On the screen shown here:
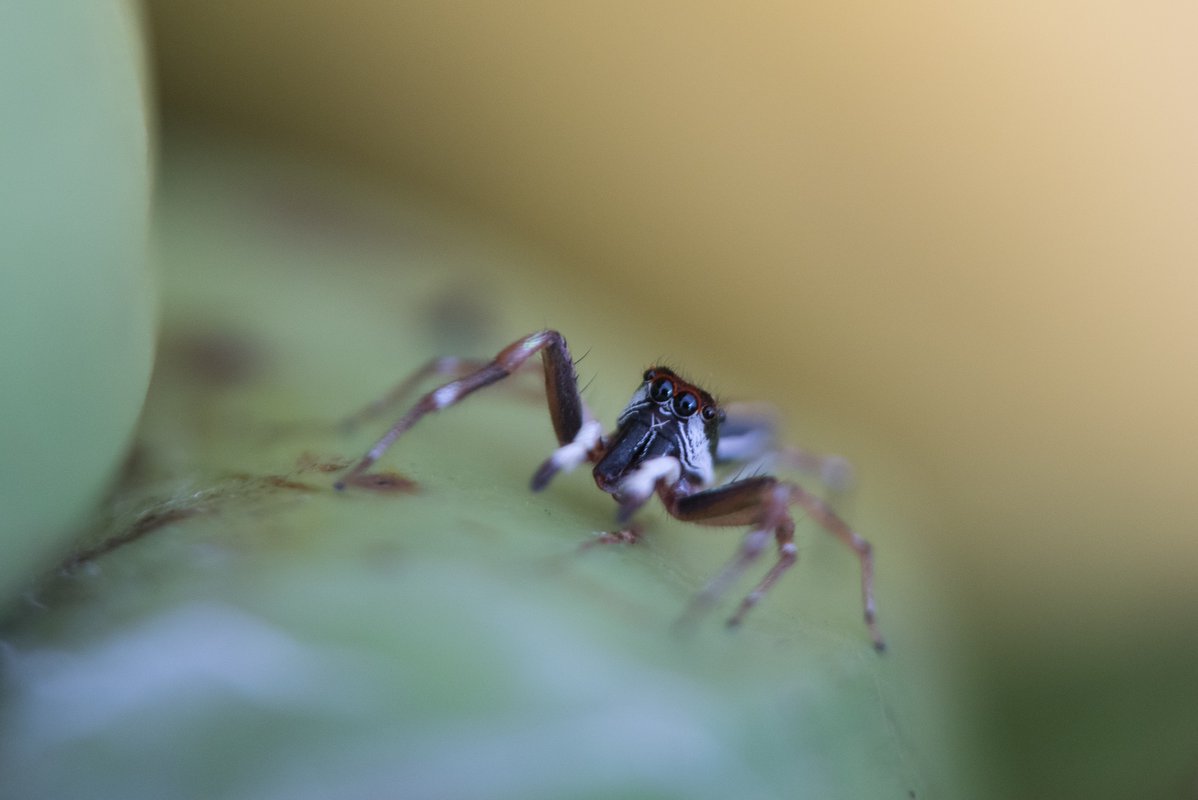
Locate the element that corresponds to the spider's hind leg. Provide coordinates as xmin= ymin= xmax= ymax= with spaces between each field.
xmin=668 ymin=478 xmax=794 ymax=627
xmin=717 ymin=402 xmax=856 ymax=495
xmin=664 ymin=475 xmax=885 ymax=651
xmin=726 ymin=516 xmax=797 ymax=628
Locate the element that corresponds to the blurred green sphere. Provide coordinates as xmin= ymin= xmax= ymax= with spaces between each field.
xmin=0 ymin=3 xmax=154 ymax=603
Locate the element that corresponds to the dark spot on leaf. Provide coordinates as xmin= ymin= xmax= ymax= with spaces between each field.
xmin=343 ymin=471 xmax=419 ymax=494
xmin=423 ymin=284 xmax=495 ymax=348
xmin=260 ymin=475 xmax=319 ymax=492
xmin=160 ymin=328 xmax=266 ymax=386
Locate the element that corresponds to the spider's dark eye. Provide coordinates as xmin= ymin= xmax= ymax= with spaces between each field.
xmin=643 ymin=369 xmax=656 ymax=382
xmin=649 ymin=377 xmax=674 ymax=403
xmin=673 ymin=391 xmax=698 ymax=417
xmin=701 ymin=405 xmax=717 ymax=421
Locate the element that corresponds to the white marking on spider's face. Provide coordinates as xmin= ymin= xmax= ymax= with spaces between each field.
xmin=615 ymin=385 xmax=650 ymax=427
xmin=675 ymin=415 xmax=715 ymax=487
xmin=616 ymin=383 xmax=715 ymax=487
xmin=619 ymin=456 xmax=681 ymax=503
xmin=549 ymin=420 xmax=603 ymax=472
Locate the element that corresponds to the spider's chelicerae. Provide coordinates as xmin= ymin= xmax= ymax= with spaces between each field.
xmin=335 ymin=329 xmax=885 ymax=651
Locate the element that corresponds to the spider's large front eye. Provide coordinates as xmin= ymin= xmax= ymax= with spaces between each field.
xmin=673 ymin=391 xmax=698 ymax=417
xmin=649 ymin=377 xmax=674 ymax=403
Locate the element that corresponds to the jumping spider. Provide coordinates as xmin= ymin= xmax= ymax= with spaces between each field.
xmin=335 ymin=329 xmax=884 ymax=651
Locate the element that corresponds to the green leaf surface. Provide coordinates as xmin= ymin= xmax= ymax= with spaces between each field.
xmin=0 ymin=140 xmax=968 ymax=799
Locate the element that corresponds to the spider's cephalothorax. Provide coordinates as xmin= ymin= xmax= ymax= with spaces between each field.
xmin=593 ymin=367 xmax=724 ymax=494
xmin=335 ymin=329 xmax=885 ymax=651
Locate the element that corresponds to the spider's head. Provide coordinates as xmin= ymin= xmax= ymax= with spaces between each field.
xmin=594 ymin=367 xmax=725 ymax=491
xmin=634 ymin=367 xmax=725 ymax=444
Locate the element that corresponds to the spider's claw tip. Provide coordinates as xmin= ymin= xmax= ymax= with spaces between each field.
xmin=333 ymin=480 xmax=347 ymax=492
xmin=873 ymin=639 xmax=888 ymax=654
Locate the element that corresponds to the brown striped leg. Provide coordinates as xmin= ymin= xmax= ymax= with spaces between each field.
xmin=670 ymin=478 xmax=788 ymax=625
xmin=335 ymin=330 xmax=586 ymax=490
xmin=786 ymin=483 xmax=884 ymax=650
xmin=678 ymin=526 xmax=773 ymax=626
xmin=666 ymin=476 xmax=885 ymax=650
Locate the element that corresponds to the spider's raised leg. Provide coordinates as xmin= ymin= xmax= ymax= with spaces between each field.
xmin=664 ymin=475 xmax=885 ymax=651
xmin=335 ymin=329 xmax=590 ymax=490
xmin=339 ymin=356 xmax=492 ymax=432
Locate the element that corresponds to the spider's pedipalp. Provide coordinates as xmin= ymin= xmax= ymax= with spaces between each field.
xmin=614 ymin=455 xmax=681 ymax=523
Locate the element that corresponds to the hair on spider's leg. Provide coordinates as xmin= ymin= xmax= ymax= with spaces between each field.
xmin=336 ymin=329 xmax=585 ymax=491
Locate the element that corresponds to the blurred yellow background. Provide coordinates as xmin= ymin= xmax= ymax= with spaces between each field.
xmin=146 ymin=3 xmax=1198 ymax=795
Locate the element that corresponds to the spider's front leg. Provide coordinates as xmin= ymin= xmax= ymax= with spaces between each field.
xmin=664 ymin=475 xmax=886 ymax=651
xmin=335 ymin=329 xmax=592 ymax=490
